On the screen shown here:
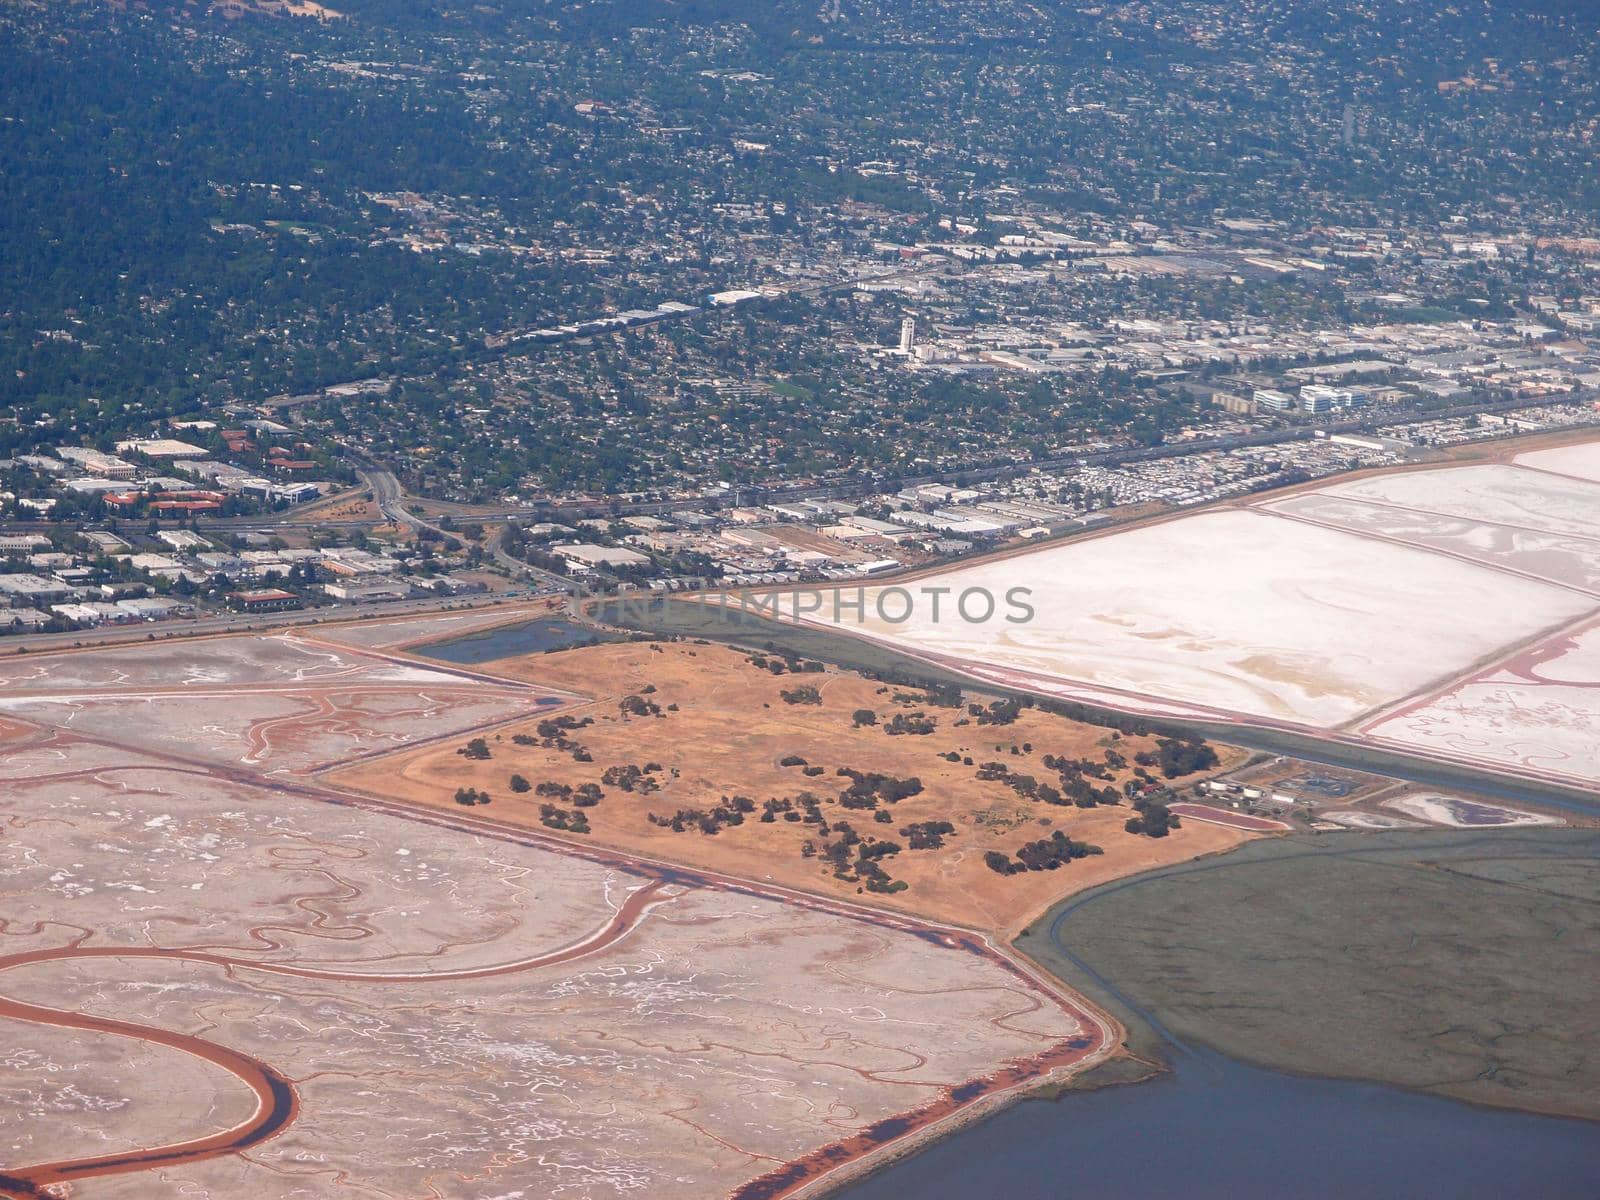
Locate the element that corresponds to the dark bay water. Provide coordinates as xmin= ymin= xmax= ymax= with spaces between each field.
xmin=842 ymin=830 xmax=1600 ymax=1199
xmin=838 ymin=1050 xmax=1600 ymax=1200
xmin=413 ymin=615 xmax=618 ymax=663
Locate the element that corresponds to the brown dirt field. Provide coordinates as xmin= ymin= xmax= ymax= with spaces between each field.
xmin=281 ymin=490 xmax=381 ymax=524
xmin=328 ymin=640 xmax=1254 ymax=934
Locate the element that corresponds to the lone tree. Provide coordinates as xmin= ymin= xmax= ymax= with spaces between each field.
xmin=852 ymin=708 xmax=878 ymax=727
xmin=458 ymin=737 xmax=491 ymax=761
xmin=508 ymin=774 xmax=531 ymax=793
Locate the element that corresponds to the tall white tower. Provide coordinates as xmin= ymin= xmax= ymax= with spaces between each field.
xmin=899 ymin=316 xmax=917 ymax=354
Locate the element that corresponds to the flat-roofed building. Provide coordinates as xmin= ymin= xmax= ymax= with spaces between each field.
xmin=227 ymin=588 xmax=303 ymax=613
xmin=322 ymin=579 xmax=419 ymax=603
xmin=55 ymin=447 xmax=138 ymax=479
xmin=116 ymin=438 xmax=209 ymax=459
xmin=555 ymin=543 xmax=651 ymax=568
xmin=0 ymin=535 xmax=52 ymax=554
xmin=1299 ymin=385 xmax=1355 ymax=413
xmin=81 ymin=531 xmax=131 ymax=554
xmin=0 ymin=607 xmax=50 ymax=631
xmin=0 ymin=574 xmax=74 ymax=604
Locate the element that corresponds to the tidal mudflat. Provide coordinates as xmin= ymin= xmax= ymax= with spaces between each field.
xmin=0 ymin=629 xmax=562 ymax=773
xmin=0 ymin=621 xmax=1111 ymax=1200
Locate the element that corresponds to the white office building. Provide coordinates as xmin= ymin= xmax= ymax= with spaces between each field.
xmin=1300 ymin=384 xmax=1356 ymax=413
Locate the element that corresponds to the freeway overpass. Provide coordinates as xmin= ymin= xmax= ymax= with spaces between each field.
xmin=348 ymin=458 xmax=578 ymax=595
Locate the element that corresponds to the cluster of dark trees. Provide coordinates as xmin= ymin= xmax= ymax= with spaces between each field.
xmin=1138 ymin=737 xmax=1221 ymax=779
xmin=620 ymin=693 xmax=663 ymax=717
xmin=1125 ymin=796 xmax=1181 ymax=838
xmin=971 ymin=699 xmax=1022 ymax=726
xmin=539 ymin=804 xmax=591 ymax=834
xmin=1040 ymin=752 xmax=1115 ymax=782
xmin=856 ymin=670 xmax=961 ymax=708
xmin=837 ymin=768 xmax=924 ymax=811
xmin=760 ymin=796 xmax=799 ymax=823
xmin=900 ymin=820 xmax=956 ymax=850
xmin=884 ymin=711 xmax=936 ymax=736
xmin=533 ymin=780 xmax=604 ymax=807
xmin=976 ymin=760 xmax=1119 ymax=809
xmin=748 ymin=649 xmax=826 ymax=675
xmin=648 ymin=794 xmax=756 ymax=834
xmin=778 ymin=755 xmax=826 ymax=777
xmin=807 ymin=820 xmax=908 ymax=894
xmin=517 ymin=715 xmax=595 ymax=760
xmin=985 ymin=832 xmax=1103 ymax=875
xmin=601 ymin=763 xmax=662 ymax=793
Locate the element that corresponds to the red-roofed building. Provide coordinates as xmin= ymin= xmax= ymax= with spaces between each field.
xmin=149 ymin=500 xmax=223 ymax=513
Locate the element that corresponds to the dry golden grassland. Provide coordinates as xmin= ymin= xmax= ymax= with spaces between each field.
xmin=335 ymin=639 xmax=1254 ymax=932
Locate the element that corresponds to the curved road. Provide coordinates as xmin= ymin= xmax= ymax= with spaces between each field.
xmin=351 ymin=456 xmax=575 ymax=595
